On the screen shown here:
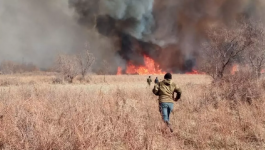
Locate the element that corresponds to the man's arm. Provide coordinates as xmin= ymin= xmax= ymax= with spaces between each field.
xmin=174 ymin=85 xmax=182 ymax=101
xmin=152 ymin=83 xmax=159 ymax=95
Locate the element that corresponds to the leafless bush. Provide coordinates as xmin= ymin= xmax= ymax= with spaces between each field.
xmin=246 ymin=24 xmax=265 ymax=78
xmin=199 ymin=19 xmax=256 ymax=79
xmin=55 ymin=54 xmax=80 ymax=83
xmin=55 ymin=50 xmax=95 ymax=83
xmin=198 ymin=19 xmax=265 ymax=108
xmin=76 ymin=50 xmax=95 ymax=79
xmin=249 ymin=53 xmax=265 ymax=78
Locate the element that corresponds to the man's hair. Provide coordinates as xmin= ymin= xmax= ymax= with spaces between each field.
xmin=164 ymin=73 xmax=172 ymax=79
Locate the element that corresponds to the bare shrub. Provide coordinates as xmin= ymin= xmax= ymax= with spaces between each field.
xmin=249 ymin=52 xmax=265 ymax=78
xmin=55 ymin=54 xmax=80 ymax=83
xmin=76 ymin=50 xmax=95 ymax=79
xmin=55 ymin=50 xmax=95 ymax=83
xmin=199 ymin=20 xmax=256 ymax=79
xmin=246 ymin=24 xmax=265 ymax=78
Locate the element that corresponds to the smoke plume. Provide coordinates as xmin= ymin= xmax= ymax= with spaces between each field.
xmin=0 ymin=0 xmax=88 ymax=68
xmin=70 ymin=0 xmax=265 ymax=73
xmin=1 ymin=0 xmax=264 ymax=73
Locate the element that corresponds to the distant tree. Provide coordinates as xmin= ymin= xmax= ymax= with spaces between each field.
xmin=56 ymin=54 xmax=79 ymax=83
xmin=246 ymin=24 xmax=265 ymax=78
xmin=76 ymin=50 xmax=95 ymax=79
xmin=199 ymin=20 xmax=256 ymax=79
xmin=56 ymin=50 xmax=95 ymax=83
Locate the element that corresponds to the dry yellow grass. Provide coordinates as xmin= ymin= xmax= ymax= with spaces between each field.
xmin=0 ymin=74 xmax=264 ymax=149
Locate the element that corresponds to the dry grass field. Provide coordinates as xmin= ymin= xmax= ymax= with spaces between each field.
xmin=0 ymin=73 xmax=265 ymax=150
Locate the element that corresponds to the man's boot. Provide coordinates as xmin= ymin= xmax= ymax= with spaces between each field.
xmin=165 ymin=121 xmax=173 ymax=132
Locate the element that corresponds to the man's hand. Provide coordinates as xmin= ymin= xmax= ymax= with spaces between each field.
xmin=174 ymin=98 xmax=180 ymax=102
xmin=154 ymin=84 xmax=159 ymax=89
xmin=176 ymin=92 xmax=181 ymax=100
xmin=152 ymin=84 xmax=159 ymax=95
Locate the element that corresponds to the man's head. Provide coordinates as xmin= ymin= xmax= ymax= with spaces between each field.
xmin=149 ymin=76 xmax=151 ymax=78
xmin=164 ymin=73 xmax=172 ymax=80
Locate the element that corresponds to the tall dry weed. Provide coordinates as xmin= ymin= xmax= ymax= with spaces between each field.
xmin=205 ymin=72 xmax=263 ymax=107
xmin=0 ymin=74 xmax=264 ymax=149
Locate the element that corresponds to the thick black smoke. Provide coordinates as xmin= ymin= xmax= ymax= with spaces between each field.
xmin=0 ymin=0 xmax=263 ymax=72
xmin=70 ymin=0 xmax=265 ymax=73
xmin=69 ymin=0 xmax=155 ymax=39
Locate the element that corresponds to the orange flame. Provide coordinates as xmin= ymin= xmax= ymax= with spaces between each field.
xmin=117 ymin=67 xmax=122 ymax=75
xmin=231 ymin=64 xmax=239 ymax=75
xmin=186 ymin=69 xmax=205 ymax=74
xmin=117 ymin=55 xmax=166 ymax=75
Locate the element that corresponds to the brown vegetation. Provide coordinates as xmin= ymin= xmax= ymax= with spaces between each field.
xmin=55 ymin=50 xmax=95 ymax=83
xmin=0 ymin=61 xmax=39 ymax=74
xmin=0 ymin=74 xmax=264 ymax=149
xmin=198 ymin=18 xmax=265 ymax=80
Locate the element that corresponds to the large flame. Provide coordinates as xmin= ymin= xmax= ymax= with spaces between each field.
xmin=117 ymin=55 xmax=166 ymax=75
xmin=117 ymin=67 xmax=122 ymax=75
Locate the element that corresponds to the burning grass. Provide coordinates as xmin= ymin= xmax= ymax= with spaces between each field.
xmin=117 ymin=55 xmax=166 ymax=75
xmin=0 ymin=74 xmax=265 ymax=149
